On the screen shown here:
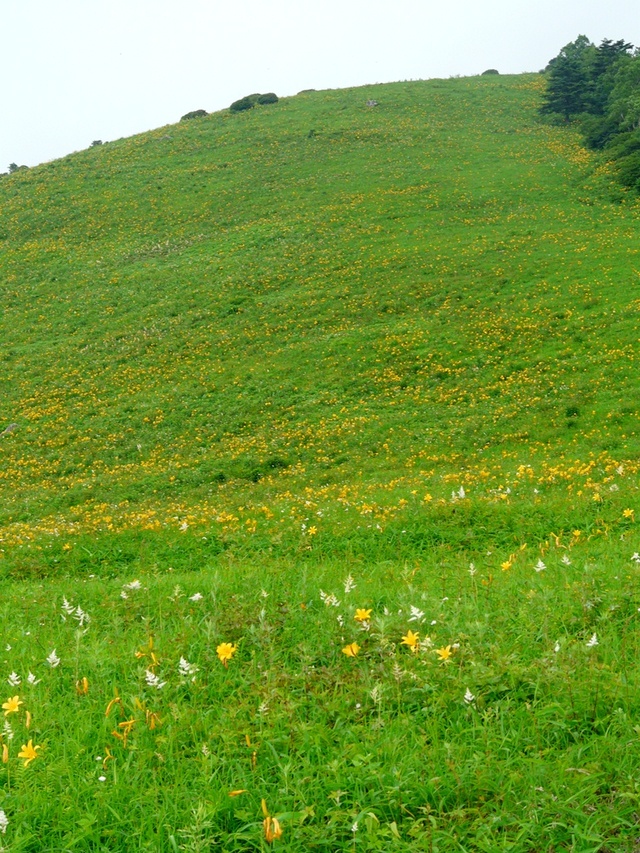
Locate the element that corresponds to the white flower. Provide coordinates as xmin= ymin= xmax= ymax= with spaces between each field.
xmin=46 ymin=649 xmax=61 ymax=668
xmin=61 ymin=597 xmax=75 ymax=615
xmin=120 ymin=590 xmax=128 ymax=599
xmin=3 ymin=722 xmax=13 ymax=741
xmin=124 ymin=580 xmax=142 ymax=590
xmin=336 ymin=614 xmax=344 ymax=627
xmin=463 ymin=688 xmax=475 ymax=704
xmin=258 ymin=701 xmax=269 ymax=715
xmin=7 ymin=672 xmax=20 ymax=687
xmin=561 ymin=554 xmax=572 ymax=565
xmin=169 ymin=584 xmax=184 ymax=601
xmin=632 ymin=553 xmax=640 ymax=564
xmin=554 ymin=641 xmax=561 ymax=653
xmin=189 ymin=593 xmax=203 ymax=602
xmin=468 ymin=563 xmax=476 ymax=576
xmin=27 ymin=671 xmax=40 ymax=685
xmin=586 ymin=633 xmax=599 ymax=648
xmin=319 ymin=590 xmax=340 ymax=607
xmin=343 ymin=574 xmax=356 ymax=594
xmin=178 ymin=657 xmax=198 ymax=679
xmin=351 ymin=822 xmax=359 ymax=834
xmin=98 ymin=775 xmax=106 ymax=782
xmin=74 ymin=606 xmax=90 ymax=626
xmin=260 ymin=589 xmax=269 ymax=598
xmin=534 ymin=559 xmax=546 ymax=573
xmin=145 ymin=669 xmax=166 ymax=689
xmin=0 ymin=810 xmax=7 ymax=834
xmin=179 ymin=521 xmax=189 ymax=531
xmin=408 ymin=606 xmax=425 ymax=623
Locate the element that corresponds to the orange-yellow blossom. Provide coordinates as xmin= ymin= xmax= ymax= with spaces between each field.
xmin=262 ymin=800 xmax=283 ymax=843
xmin=354 ymin=608 xmax=372 ymax=623
xmin=216 ymin=642 xmax=237 ymax=665
xmin=2 ymin=696 xmax=22 ymax=716
xmin=401 ymin=630 xmax=420 ymax=651
xmin=436 ymin=645 xmax=453 ymax=663
xmin=18 ymin=739 xmax=40 ymax=767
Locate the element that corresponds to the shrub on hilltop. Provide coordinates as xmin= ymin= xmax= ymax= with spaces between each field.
xmin=230 ymin=93 xmax=279 ymax=112
xmin=180 ymin=109 xmax=208 ymax=121
xmin=230 ymin=95 xmax=258 ymax=112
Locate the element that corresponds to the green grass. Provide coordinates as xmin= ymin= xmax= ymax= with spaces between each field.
xmin=0 ymin=73 xmax=639 ymax=849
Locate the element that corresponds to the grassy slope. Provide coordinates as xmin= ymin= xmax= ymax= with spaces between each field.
xmin=0 ymin=74 xmax=638 ymax=574
xmin=0 ymin=76 xmax=640 ymax=851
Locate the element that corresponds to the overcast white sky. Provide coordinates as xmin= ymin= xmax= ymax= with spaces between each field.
xmin=2 ymin=0 xmax=639 ymax=169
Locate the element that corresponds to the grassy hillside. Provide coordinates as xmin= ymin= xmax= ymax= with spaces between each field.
xmin=1 ymin=75 xmax=640 ymax=850
xmin=1 ymin=73 xmax=638 ymax=573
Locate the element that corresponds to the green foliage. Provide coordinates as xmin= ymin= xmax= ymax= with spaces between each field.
xmin=230 ymin=93 xmax=279 ymax=112
xmin=541 ymin=35 xmax=639 ymax=192
xmin=229 ymin=95 xmax=258 ymax=112
xmin=481 ymin=68 xmax=499 ymax=75
xmin=180 ymin=109 xmax=208 ymax=121
xmin=541 ymin=35 xmax=596 ymax=121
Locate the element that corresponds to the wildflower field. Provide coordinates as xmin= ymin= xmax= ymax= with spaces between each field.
xmin=0 ymin=74 xmax=640 ymax=850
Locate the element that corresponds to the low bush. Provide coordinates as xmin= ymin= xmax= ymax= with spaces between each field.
xmin=230 ymin=93 xmax=279 ymax=112
xmin=180 ymin=109 xmax=208 ymax=121
xmin=230 ymin=96 xmax=257 ymax=113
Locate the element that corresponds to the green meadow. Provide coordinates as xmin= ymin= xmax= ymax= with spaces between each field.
xmin=0 ymin=73 xmax=639 ymax=850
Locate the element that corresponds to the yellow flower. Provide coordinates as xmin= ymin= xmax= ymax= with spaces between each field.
xmin=2 ymin=696 xmax=23 ymax=716
xmin=501 ymin=560 xmax=512 ymax=572
xmin=262 ymin=800 xmax=283 ymax=843
xmin=354 ymin=608 xmax=372 ymax=623
xmin=105 ymin=695 xmax=122 ymax=717
xmin=216 ymin=642 xmax=237 ymax=666
xmin=623 ymin=508 xmax=635 ymax=520
xmin=102 ymin=747 xmax=114 ymax=769
xmin=435 ymin=645 xmax=453 ymax=664
xmin=401 ymin=630 xmax=420 ymax=651
xmin=145 ymin=709 xmax=161 ymax=730
xmin=18 ymin=739 xmax=40 ymax=767
xmin=342 ymin=642 xmax=360 ymax=657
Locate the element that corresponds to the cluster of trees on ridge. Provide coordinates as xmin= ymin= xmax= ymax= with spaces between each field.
xmin=542 ymin=35 xmax=640 ymax=191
